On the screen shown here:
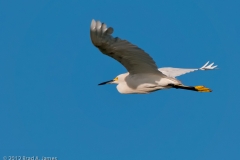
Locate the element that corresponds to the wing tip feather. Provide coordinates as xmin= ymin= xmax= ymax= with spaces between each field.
xmin=200 ymin=61 xmax=218 ymax=70
xmin=91 ymin=19 xmax=96 ymax=30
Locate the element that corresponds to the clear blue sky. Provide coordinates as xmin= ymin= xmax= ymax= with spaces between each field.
xmin=0 ymin=0 xmax=239 ymax=159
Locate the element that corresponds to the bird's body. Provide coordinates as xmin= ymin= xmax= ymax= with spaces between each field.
xmin=90 ymin=19 xmax=217 ymax=94
xmin=113 ymin=73 xmax=181 ymax=94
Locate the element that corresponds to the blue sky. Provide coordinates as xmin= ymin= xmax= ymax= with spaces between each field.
xmin=0 ymin=0 xmax=239 ymax=159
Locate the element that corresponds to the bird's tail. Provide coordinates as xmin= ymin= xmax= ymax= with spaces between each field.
xmin=168 ymin=84 xmax=212 ymax=92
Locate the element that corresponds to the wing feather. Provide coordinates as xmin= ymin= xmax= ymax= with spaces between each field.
xmin=90 ymin=19 xmax=163 ymax=75
xmin=158 ymin=68 xmax=198 ymax=78
xmin=158 ymin=61 xmax=218 ymax=78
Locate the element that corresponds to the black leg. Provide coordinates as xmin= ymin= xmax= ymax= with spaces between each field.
xmin=168 ymin=83 xmax=197 ymax=91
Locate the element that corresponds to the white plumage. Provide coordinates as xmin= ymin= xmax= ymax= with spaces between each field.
xmin=159 ymin=61 xmax=217 ymax=78
xmin=90 ymin=19 xmax=218 ymax=94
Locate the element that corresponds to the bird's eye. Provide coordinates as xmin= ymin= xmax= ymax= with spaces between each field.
xmin=114 ymin=77 xmax=118 ymax=81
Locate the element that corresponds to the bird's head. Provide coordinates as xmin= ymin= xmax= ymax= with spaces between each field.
xmin=98 ymin=73 xmax=127 ymax=85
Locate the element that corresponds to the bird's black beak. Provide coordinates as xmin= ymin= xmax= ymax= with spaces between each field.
xmin=98 ymin=80 xmax=114 ymax=85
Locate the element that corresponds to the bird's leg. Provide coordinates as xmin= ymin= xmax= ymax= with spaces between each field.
xmin=167 ymin=84 xmax=212 ymax=92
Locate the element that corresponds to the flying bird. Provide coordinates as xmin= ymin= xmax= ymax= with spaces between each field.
xmin=90 ymin=19 xmax=217 ymax=94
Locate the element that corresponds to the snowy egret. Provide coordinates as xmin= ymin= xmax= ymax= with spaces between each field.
xmin=90 ymin=19 xmax=217 ymax=94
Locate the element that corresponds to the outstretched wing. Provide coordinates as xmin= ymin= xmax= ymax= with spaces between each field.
xmin=90 ymin=19 xmax=163 ymax=75
xmin=159 ymin=61 xmax=218 ymax=78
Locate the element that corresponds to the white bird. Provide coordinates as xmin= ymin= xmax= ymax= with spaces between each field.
xmin=90 ymin=19 xmax=217 ymax=94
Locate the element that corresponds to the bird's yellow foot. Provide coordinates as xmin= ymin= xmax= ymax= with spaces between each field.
xmin=194 ymin=86 xmax=212 ymax=92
